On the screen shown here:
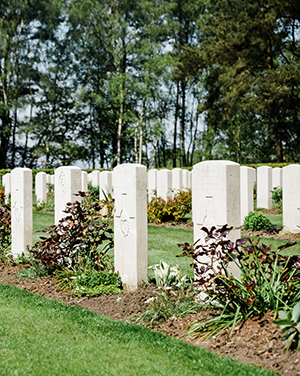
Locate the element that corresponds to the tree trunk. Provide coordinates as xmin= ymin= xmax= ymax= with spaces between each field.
xmin=172 ymin=81 xmax=180 ymax=168
xmin=180 ymin=80 xmax=186 ymax=167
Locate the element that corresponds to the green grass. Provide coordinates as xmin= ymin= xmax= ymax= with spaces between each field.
xmin=0 ymin=283 xmax=276 ymax=376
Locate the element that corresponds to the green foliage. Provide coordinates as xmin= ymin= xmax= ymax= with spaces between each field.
xmin=271 ymin=187 xmax=282 ymax=210
xmin=55 ymin=268 xmax=122 ymax=297
xmin=99 ymin=190 xmax=114 ymax=219
xmin=0 ymin=203 xmax=11 ymax=261
xmin=147 ymin=189 xmax=191 ymax=223
xmin=148 ymin=260 xmax=188 ymax=288
xmin=243 ymin=211 xmax=272 ymax=231
xmin=177 ymin=225 xmax=299 ymax=339
xmin=273 ymin=302 xmax=300 ymax=351
xmin=136 ymin=285 xmax=202 ymax=326
xmin=87 ymin=183 xmax=100 ymax=201
xmin=29 ymin=191 xmax=114 ymax=272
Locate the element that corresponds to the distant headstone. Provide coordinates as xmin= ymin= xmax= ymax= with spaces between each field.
xmin=156 ymin=169 xmax=172 ymax=200
xmin=11 ymin=168 xmax=32 ymax=257
xmin=182 ymin=169 xmax=190 ymax=190
xmin=257 ymin=166 xmax=272 ymax=209
xmin=147 ymin=169 xmax=157 ymax=202
xmin=172 ymin=168 xmax=183 ymax=195
xmin=240 ymin=166 xmax=254 ymax=224
xmin=2 ymin=173 xmax=11 ymax=203
xmin=114 ymin=164 xmax=148 ymax=292
xmin=81 ymin=171 xmax=88 ymax=192
xmin=91 ymin=170 xmax=100 ymax=188
xmin=282 ymin=165 xmax=300 ymax=233
xmin=192 ymin=160 xmax=241 ymax=278
xmin=272 ymin=167 xmax=282 ymax=189
xmin=99 ymin=171 xmax=112 ymax=200
xmin=55 ymin=166 xmax=81 ymax=224
xmin=35 ymin=172 xmax=47 ymax=206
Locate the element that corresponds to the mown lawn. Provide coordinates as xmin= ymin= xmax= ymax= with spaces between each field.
xmin=0 ymin=283 xmax=276 ymax=376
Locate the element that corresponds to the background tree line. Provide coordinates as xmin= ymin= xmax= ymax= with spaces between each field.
xmin=0 ymin=0 xmax=299 ymax=169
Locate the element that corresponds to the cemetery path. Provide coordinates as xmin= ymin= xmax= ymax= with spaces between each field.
xmin=1 ymin=263 xmax=300 ymax=375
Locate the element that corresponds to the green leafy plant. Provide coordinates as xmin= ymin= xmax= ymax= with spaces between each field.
xmin=99 ymin=190 xmax=114 ymax=219
xmin=243 ymin=211 xmax=272 ymax=231
xmin=88 ymin=183 xmax=100 ymax=201
xmin=46 ymin=183 xmax=54 ymax=198
xmin=29 ymin=191 xmax=114 ymax=272
xmin=177 ymin=225 xmax=300 ymax=339
xmin=147 ymin=189 xmax=191 ymax=223
xmin=271 ymin=186 xmax=282 ymax=210
xmin=136 ymin=285 xmax=202 ymax=326
xmin=0 ymin=203 xmax=11 ymax=262
xmin=273 ymin=302 xmax=300 ymax=351
xmin=148 ymin=260 xmax=188 ymax=288
xmin=56 ymin=268 xmax=122 ymax=297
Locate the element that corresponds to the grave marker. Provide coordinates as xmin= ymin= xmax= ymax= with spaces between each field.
xmin=240 ymin=166 xmax=254 ymax=223
xmin=283 ymin=165 xmax=300 ymax=233
xmin=148 ymin=169 xmax=157 ymax=202
xmin=114 ymin=164 xmax=147 ymax=292
xmin=11 ymin=168 xmax=32 ymax=257
xmin=157 ymin=169 xmax=172 ymax=200
xmin=55 ymin=166 xmax=82 ymax=224
xmin=35 ymin=172 xmax=47 ymax=206
xmin=257 ymin=166 xmax=272 ymax=209
xmin=193 ymin=160 xmax=241 ymax=278
xmin=99 ymin=171 xmax=112 ymax=200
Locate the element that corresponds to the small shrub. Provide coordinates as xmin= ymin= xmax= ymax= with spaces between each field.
xmin=273 ymin=302 xmax=300 ymax=351
xmin=177 ymin=225 xmax=300 ymax=339
xmin=271 ymin=186 xmax=282 ymax=210
xmin=136 ymin=285 xmax=202 ymax=326
xmin=29 ymin=191 xmax=114 ymax=272
xmin=147 ymin=189 xmax=191 ymax=223
xmin=148 ymin=260 xmax=188 ymax=288
xmin=243 ymin=211 xmax=272 ymax=231
xmin=46 ymin=183 xmax=54 ymax=198
xmin=88 ymin=184 xmax=100 ymax=201
xmin=56 ymin=268 xmax=122 ymax=297
xmin=99 ymin=190 xmax=114 ymax=219
xmin=0 ymin=203 xmax=11 ymax=261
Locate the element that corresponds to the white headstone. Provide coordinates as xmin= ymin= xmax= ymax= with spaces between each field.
xmin=91 ymin=170 xmax=100 ymax=188
xmin=114 ymin=164 xmax=148 ymax=292
xmin=182 ymin=169 xmax=190 ymax=189
xmin=55 ymin=166 xmax=82 ymax=224
xmin=172 ymin=168 xmax=183 ymax=195
xmin=11 ymin=168 xmax=32 ymax=257
xmin=99 ymin=171 xmax=113 ymax=200
xmin=189 ymin=171 xmax=192 ymax=190
xmin=148 ymin=169 xmax=157 ymax=202
xmin=156 ymin=169 xmax=172 ymax=201
xmin=35 ymin=172 xmax=47 ymax=206
xmin=87 ymin=173 xmax=92 ymax=185
xmin=193 ymin=160 xmax=241 ymax=278
xmin=50 ymin=175 xmax=55 ymax=185
xmin=282 ymin=165 xmax=300 ymax=233
xmin=2 ymin=173 xmax=11 ymax=203
xmin=81 ymin=171 xmax=88 ymax=192
xmin=272 ymin=167 xmax=282 ymax=189
xmin=240 ymin=166 xmax=254 ymax=224
xmin=256 ymin=166 xmax=272 ymax=209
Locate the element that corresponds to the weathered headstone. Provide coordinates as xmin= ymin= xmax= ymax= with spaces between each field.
xmin=240 ymin=166 xmax=254 ymax=224
xmin=157 ymin=169 xmax=172 ymax=200
xmin=283 ymin=165 xmax=300 ymax=233
xmin=114 ymin=164 xmax=148 ymax=292
xmin=272 ymin=167 xmax=282 ymax=189
xmin=99 ymin=171 xmax=112 ymax=200
xmin=257 ymin=166 xmax=272 ymax=209
xmin=11 ymin=168 xmax=32 ymax=257
xmin=193 ymin=160 xmax=241 ymax=278
xmin=55 ymin=166 xmax=82 ymax=224
xmin=81 ymin=171 xmax=88 ymax=192
xmin=147 ymin=169 xmax=157 ymax=202
xmin=35 ymin=172 xmax=47 ymax=206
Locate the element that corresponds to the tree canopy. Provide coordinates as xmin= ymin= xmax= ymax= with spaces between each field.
xmin=0 ymin=0 xmax=299 ymax=169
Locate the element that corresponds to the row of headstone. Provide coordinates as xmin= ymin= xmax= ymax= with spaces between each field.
xmin=148 ymin=168 xmax=192 ymax=202
xmin=5 ymin=162 xmax=300 ymax=293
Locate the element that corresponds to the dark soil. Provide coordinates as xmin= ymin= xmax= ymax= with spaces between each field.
xmin=1 ymin=263 xmax=300 ymax=376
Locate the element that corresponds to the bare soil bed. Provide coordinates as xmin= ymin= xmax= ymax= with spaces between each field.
xmin=1 ymin=261 xmax=300 ymax=376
